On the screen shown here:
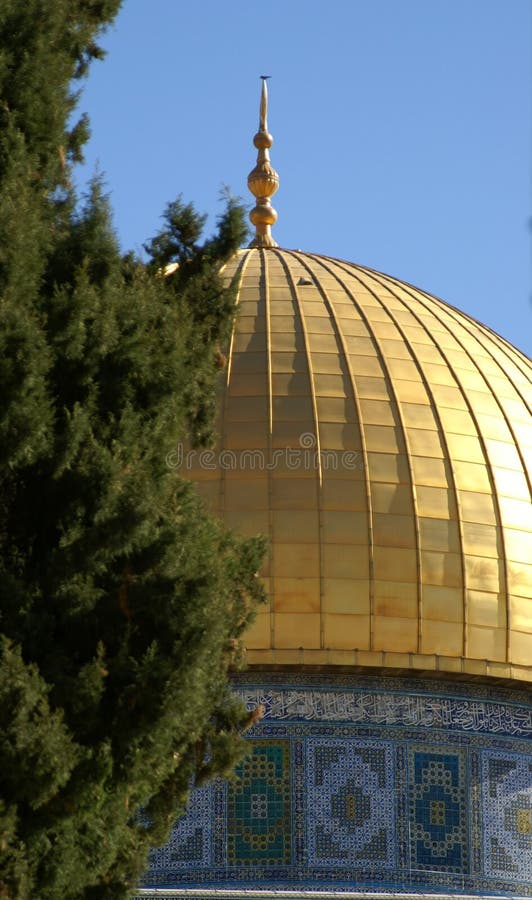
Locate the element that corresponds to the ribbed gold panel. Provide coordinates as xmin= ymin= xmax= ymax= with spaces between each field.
xmin=191 ymin=249 xmax=532 ymax=683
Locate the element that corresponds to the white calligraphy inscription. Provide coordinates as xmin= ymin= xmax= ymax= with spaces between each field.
xmin=235 ymin=687 xmax=532 ymax=737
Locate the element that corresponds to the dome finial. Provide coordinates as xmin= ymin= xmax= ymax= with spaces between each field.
xmin=247 ymin=76 xmax=279 ymax=249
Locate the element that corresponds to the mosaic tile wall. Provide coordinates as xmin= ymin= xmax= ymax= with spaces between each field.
xmin=144 ymin=675 xmax=532 ymax=895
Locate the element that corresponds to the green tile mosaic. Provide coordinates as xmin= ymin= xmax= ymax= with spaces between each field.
xmin=227 ymin=739 xmax=291 ymax=866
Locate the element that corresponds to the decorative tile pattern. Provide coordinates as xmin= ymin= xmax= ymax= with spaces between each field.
xmin=307 ymin=739 xmax=395 ymax=868
xmin=149 ymin=783 xmax=213 ymax=871
xmin=142 ymin=676 xmax=532 ymax=896
xmin=408 ymin=748 xmax=468 ymax=873
xmin=482 ymin=750 xmax=532 ymax=882
xmin=227 ymin=739 xmax=291 ymax=866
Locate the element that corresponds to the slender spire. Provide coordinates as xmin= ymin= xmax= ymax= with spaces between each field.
xmin=248 ymin=76 xmax=279 ymax=248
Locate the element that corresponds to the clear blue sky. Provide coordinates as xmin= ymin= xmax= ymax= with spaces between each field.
xmin=75 ymin=0 xmax=532 ymax=356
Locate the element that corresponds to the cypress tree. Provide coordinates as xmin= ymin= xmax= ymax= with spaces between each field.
xmin=0 ymin=2 xmax=264 ymax=897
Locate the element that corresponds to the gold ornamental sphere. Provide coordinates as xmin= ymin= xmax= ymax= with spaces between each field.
xmin=250 ymin=203 xmax=277 ymax=228
xmin=253 ymin=130 xmax=274 ymax=149
xmin=248 ymin=168 xmax=279 ymax=200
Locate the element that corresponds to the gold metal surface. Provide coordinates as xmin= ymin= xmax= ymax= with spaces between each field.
xmin=194 ymin=248 xmax=532 ymax=683
xmin=247 ymin=78 xmax=279 ymax=248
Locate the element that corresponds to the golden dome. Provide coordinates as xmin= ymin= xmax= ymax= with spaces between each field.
xmin=189 ymin=247 xmax=532 ymax=683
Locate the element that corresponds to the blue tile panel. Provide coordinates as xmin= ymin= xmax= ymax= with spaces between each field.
xmin=307 ymin=739 xmax=395 ymax=869
xmin=145 ymin=676 xmax=532 ymax=895
xmin=408 ymin=748 xmax=468 ymax=873
xmin=148 ymin=783 xmax=213 ymax=870
xmin=482 ymin=750 xmax=532 ymax=882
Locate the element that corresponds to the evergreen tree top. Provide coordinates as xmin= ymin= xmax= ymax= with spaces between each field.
xmin=0 ymin=3 xmax=263 ymax=898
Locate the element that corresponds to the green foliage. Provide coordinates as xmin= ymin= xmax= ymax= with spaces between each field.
xmin=0 ymin=2 xmax=263 ymax=898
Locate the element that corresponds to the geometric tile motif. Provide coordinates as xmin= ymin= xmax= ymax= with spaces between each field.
xmin=482 ymin=750 xmax=532 ymax=881
xmin=149 ymin=782 xmax=213 ymax=870
xmin=227 ymin=739 xmax=291 ymax=866
xmin=141 ymin=679 xmax=532 ymax=896
xmin=306 ymin=738 xmax=395 ymax=868
xmin=408 ymin=748 xmax=468 ymax=873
